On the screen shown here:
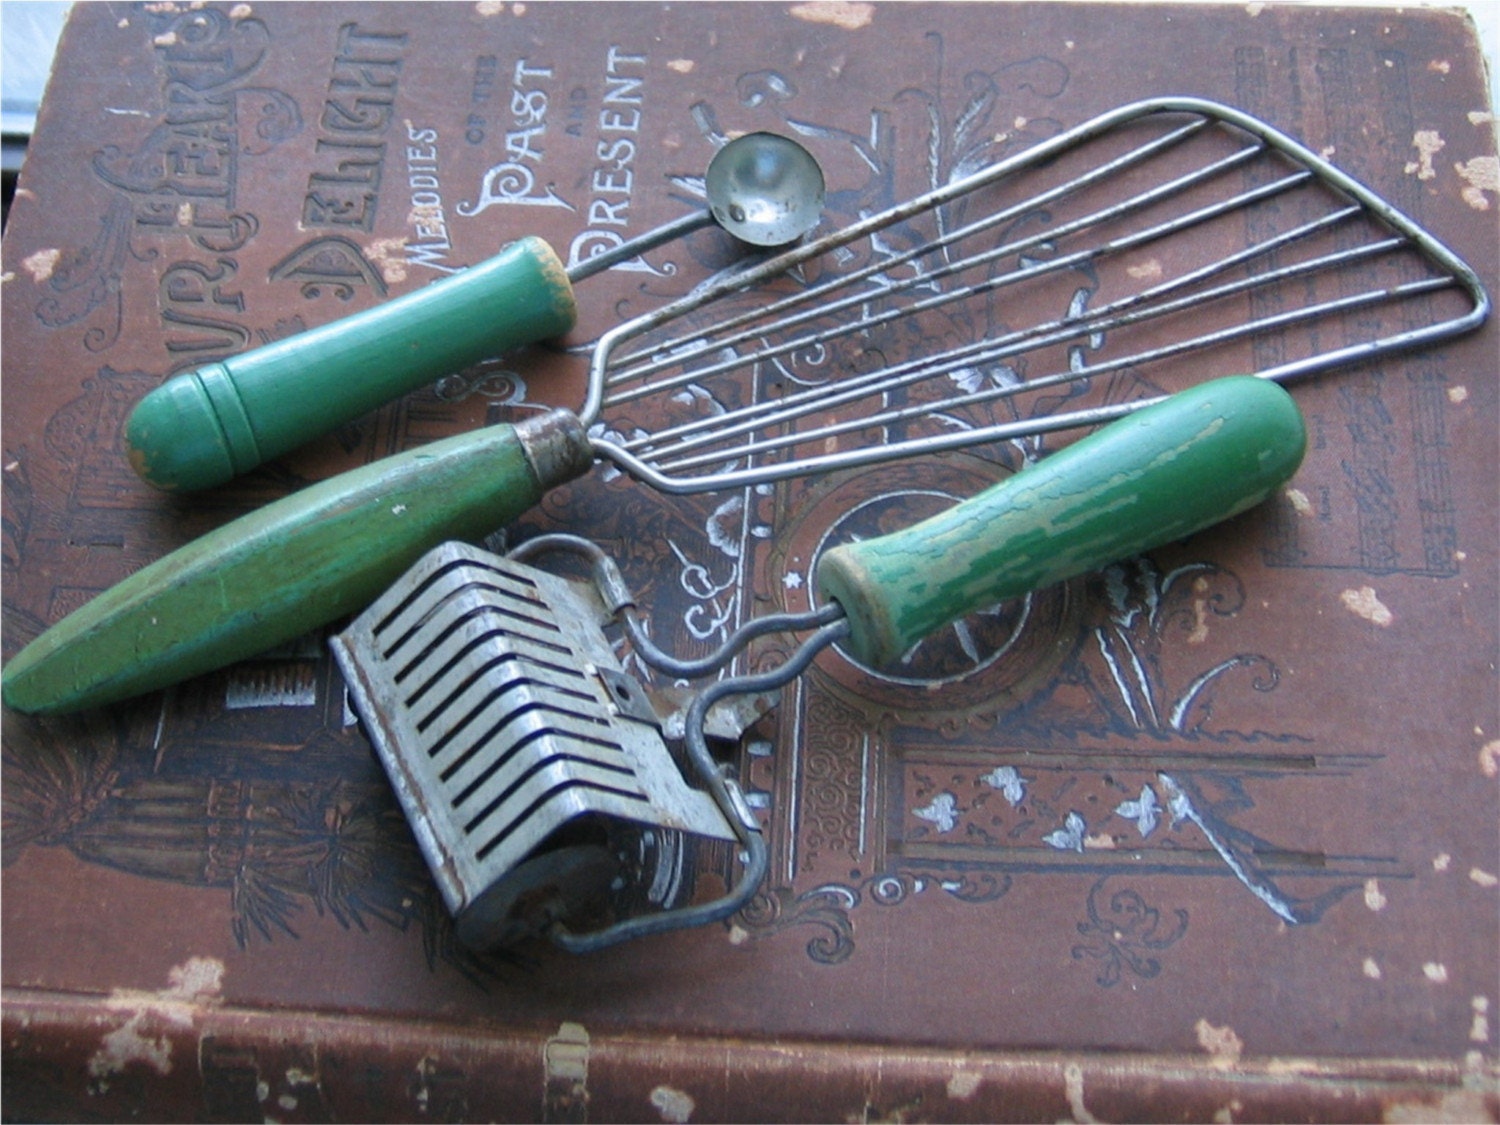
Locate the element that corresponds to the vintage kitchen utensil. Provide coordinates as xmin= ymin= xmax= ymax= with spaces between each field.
xmin=3 ymin=97 xmax=1486 ymax=716
xmin=125 ymin=132 xmax=826 ymax=491
xmin=331 ymin=375 xmax=1310 ymax=951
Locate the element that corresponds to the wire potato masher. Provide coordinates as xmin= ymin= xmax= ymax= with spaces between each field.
xmin=2 ymin=96 xmax=1487 ymax=716
xmin=582 ymin=95 xmax=1486 ymax=494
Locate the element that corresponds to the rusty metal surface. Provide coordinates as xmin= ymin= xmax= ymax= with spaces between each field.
xmin=2 ymin=2 xmax=1497 ymax=1120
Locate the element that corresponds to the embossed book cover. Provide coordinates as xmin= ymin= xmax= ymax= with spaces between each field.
xmin=3 ymin=3 xmax=1497 ymax=1121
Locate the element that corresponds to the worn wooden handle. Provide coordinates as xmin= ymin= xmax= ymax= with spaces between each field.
xmin=3 ymin=412 xmax=593 ymax=715
xmin=125 ymin=237 xmax=578 ymax=492
xmin=816 ymin=376 xmax=1307 ymax=668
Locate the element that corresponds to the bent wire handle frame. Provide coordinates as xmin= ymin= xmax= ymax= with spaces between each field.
xmin=504 ymin=533 xmax=848 ymax=954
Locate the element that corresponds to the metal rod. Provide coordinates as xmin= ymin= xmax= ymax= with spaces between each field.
xmin=622 ymin=601 xmax=844 ymax=680
xmin=604 ymin=118 xmax=1217 ymax=379
xmin=604 ymin=152 xmax=1306 ymax=408
xmin=567 ymin=210 xmax=717 ymax=282
xmin=648 ymin=274 xmax=1457 ymax=477
xmin=623 ymin=211 xmax=1388 ymax=467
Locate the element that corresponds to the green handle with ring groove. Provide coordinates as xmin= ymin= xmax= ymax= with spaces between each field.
xmin=2 ymin=411 xmax=594 ymax=715
xmin=125 ymin=236 xmax=578 ymax=492
xmin=817 ymin=375 xmax=1307 ymax=668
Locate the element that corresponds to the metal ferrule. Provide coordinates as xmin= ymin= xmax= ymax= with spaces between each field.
xmin=512 ymin=409 xmax=596 ymax=490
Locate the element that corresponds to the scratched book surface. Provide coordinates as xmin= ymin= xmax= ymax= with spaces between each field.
xmin=2 ymin=3 xmax=1497 ymax=1121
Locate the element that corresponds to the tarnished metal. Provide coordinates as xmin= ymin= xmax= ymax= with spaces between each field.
xmin=512 ymin=410 xmax=595 ymax=498
xmin=333 ymin=535 xmax=844 ymax=951
xmin=330 ymin=541 xmax=739 ymax=950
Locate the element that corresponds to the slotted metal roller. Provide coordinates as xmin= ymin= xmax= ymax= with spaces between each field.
xmin=331 ymin=542 xmax=736 ymax=949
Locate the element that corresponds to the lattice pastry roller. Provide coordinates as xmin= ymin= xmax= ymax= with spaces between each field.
xmin=332 ymin=376 xmax=1308 ymax=952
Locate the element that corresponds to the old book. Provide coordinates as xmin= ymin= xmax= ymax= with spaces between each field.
xmin=3 ymin=3 xmax=1496 ymax=1120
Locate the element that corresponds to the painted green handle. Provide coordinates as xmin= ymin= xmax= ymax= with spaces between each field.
xmin=2 ymin=412 xmax=593 ymax=715
xmin=125 ymin=237 xmax=578 ymax=492
xmin=816 ymin=376 xmax=1307 ymax=668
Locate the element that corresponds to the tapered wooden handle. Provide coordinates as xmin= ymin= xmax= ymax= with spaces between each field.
xmin=3 ymin=412 xmax=593 ymax=714
xmin=816 ymin=376 xmax=1307 ymax=668
xmin=125 ymin=237 xmax=578 ymax=492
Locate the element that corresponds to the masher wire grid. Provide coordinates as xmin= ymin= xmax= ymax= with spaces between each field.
xmin=583 ymin=98 xmax=1487 ymax=495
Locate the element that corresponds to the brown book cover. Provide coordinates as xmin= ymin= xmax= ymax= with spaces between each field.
xmin=3 ymin=3 xmax=1497 ymax=1121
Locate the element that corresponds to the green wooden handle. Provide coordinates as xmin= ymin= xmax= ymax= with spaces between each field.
xmin=816 ymin=376 xmax=1307 ymax=668
xmin=3 ymin=412 xmax=593 ymax=715
xmin=125 ymin=237 xmax=578 ymax=492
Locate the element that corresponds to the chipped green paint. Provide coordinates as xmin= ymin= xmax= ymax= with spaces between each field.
xmin=817 ymin=376 xmax=1307 ymax=668
xmin=3 ymin=417 xmax=592 ymax=715
xmin=126 ymin=236 xmax=578 ymax=492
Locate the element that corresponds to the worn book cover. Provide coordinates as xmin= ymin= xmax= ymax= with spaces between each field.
xmin=3 ymin=3 xmax=1497 ymax=1121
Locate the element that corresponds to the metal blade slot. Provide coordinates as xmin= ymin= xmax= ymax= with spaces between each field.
xmin=403 ymin=632 xmax=588 ymax=709
xmin=470 ymin=773 xmax=659 ymax=863
xmin=434 ymin=700 xmax=626 ymax=787
xmin=389 ymin=603 xmax=577 ymax=687
xmin=414 ymin=652 xmax=599 ymax=732
xmin=373 ymin=556 xmax=545 ymax=640
xmin=424 ymin=677 xmax=616 ymax=762
xmin=381 ymin=579 xmax=566 ymax=663
xmin=450 ymin=728 xmax=636 ymax=809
